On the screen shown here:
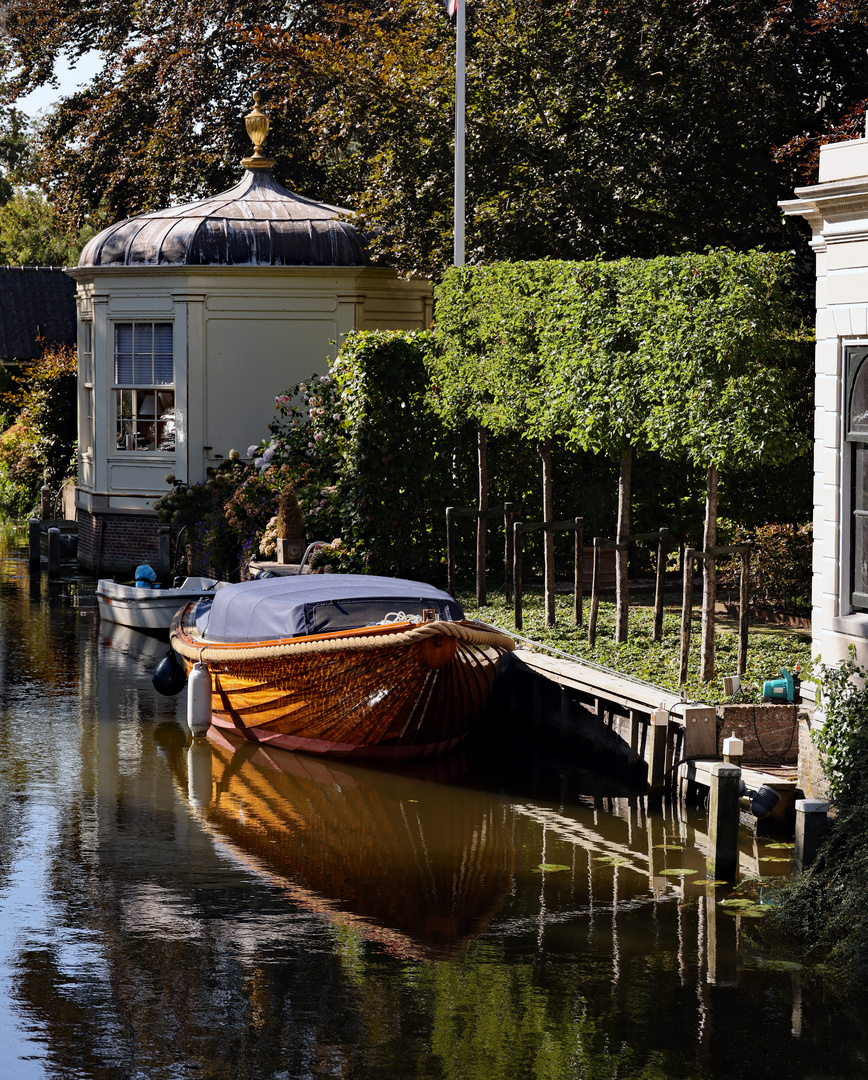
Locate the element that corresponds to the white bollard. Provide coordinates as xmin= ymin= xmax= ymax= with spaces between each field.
xmin=186 ymin=661 xmax=213 ymax=737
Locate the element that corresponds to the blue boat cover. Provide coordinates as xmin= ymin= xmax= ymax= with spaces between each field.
xmin=193 ymin=574 xmax=464 ymax=643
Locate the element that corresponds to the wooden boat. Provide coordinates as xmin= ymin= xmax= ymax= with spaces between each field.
xmin=176 ymin=729 xmax=514 ymax=960
xmin=169 ymin=573 xmax=515 ymax=760
xmin=97 ymin=575 xmax=227 ymax=631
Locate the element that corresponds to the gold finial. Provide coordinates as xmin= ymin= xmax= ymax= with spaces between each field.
xmin=241 ymin=92 xmax=276 ymax=169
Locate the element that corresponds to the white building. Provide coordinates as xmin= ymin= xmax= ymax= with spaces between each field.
xmin=782 ymin=132 xmax=868 ymax=674
xmin=68 ymin=98 xmax=432 ymax=573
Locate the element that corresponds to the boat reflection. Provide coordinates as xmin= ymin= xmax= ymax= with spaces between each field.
xmin=181 ymin=730 xmax=515 ymax=960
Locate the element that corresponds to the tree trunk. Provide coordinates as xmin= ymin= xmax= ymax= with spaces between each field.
xmin=615 ymin=443 xmax=632 ymax=643
xmin=700 ymin=462 xmax=719 ymax=682
xmin=476 ymin=421 xmax=488 ymax=606
xmin=538 ymin=437 xmax=556 ymax=628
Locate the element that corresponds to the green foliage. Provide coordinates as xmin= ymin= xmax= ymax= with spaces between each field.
xmin=768 ymin=649 xmax=868 ymax=987
xmin=0 ymin=189 xmax=95 ymax=266
xmin=435 ymin=250 xmax=812 ymax=471
xmin=5 ymin=0 xmax=868 ymax=273
xmin=252 ymin=330 xmax=468 ymax=580
xmin=718 ymin=522 xmax=813 ymax=612
xmin=461 ymin=588 xmax=811 ymax=705
xmin=0 ymin=344 xmax=77 ymax=516
xmin=813 ymin=649 xmax=868 ymax=809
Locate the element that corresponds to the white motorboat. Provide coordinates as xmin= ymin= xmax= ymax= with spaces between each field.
xmin=97 ymin=576 xmax=228 ymax=632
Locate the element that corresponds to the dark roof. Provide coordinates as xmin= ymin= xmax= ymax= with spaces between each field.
xmin=0 ymin=266 xmax=77 ymax=363
xmin=78 ymin=168 xmax=371 ymax=269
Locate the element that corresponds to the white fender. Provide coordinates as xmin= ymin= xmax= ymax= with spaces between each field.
xmin=187 ymin=661 xmax=212 ymax=737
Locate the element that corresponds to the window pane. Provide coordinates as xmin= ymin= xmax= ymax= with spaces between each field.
xmin=850 ymin=351 xmax=868 ymax=435
xmin=115 ymin=324 xmax=133 ymax=384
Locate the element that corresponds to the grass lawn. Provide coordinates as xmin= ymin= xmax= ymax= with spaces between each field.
xmin=456 ymin=586 xmax=811 ymax=705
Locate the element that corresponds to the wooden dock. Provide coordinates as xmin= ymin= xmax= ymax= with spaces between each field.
xmin=495 ymin=648 xmax=718 ymax=789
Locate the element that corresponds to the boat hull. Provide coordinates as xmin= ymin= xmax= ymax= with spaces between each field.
xmin=97 ymin=577 xmax=223 ymax=631
xmin=172 ymin=611 xmax=514 ymax=760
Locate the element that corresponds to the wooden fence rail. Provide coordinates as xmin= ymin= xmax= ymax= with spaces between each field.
xmin=679 ymin=543 xmax=751 ymax=684
xmin=446 ymin=503 xmax=515 ymax=604
xmin=587 ymin=529 xmax=669 ymax=647
xmin=512 ymin=517 xmax=583 ymax=631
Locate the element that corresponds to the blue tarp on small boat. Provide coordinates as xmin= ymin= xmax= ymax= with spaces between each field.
xmin=193 ymin=574 xmax=464 ymax=643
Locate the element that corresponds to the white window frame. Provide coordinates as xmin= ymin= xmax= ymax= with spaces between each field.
xmin=112 ymin=321 xmax=176 ymax=454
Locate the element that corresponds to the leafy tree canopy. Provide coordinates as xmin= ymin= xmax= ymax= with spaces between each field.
xmin=2 ymin=0 xmax=867 ymax=273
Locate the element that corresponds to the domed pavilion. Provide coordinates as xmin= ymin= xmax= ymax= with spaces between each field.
xmin=68 ymin=95 xmax=432 ymax=574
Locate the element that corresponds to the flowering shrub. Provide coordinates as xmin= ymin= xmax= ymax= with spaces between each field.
xmin=248 ymin=330 xmax=461 ymax=580
xmin=718 ymin=521 xmax=812 ymax=611
xmin=153 ymin=454 xmax=302 ymax=579
xmin=308 ymin=537 xmax=367 ymax=574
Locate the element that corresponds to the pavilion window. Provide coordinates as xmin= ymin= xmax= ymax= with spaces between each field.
xmin=847 ymin=345 xmax=868 ymax=611
xmin=114 ymin=322 xmax=175 ymax=452
xmin=81 ymin=319 xmax=94 ymax=455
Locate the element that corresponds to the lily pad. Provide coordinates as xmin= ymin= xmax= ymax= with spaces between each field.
xmin=720 ymin=898 xmax=754 ymax=908
xmin=653 ymin=844 xmax=684 ymax=850
xmin=721 ymin=903 xmax=767 ymax=918
xmin=658 ymin=867 xmax=698 ymax=876
xmin=764 ymin=842 xmax=795 ymax=850
xmin=762 ymin=856 xmax=792 ymax=863
xmin=535 ymin=864 xmax=571 ymax=873
xmin=594 ymin=855 xmax=630 ymax=867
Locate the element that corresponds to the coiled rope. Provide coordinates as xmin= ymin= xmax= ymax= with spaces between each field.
xmin=171 ymin=618 xmax=516 ymax=664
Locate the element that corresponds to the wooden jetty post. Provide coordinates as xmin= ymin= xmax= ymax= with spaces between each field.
xmin=794 ymin=799 xmax=829 ymax=876
xmin=446 ymin=503 xmax=516 ymax=605
xmin=513 ymin=517 xmax=583 ymax=631
xmin=706 ymin=763 xmax=741 ymax=881
xmin=647 ymin=708 xmax=670 ymax=792
xmin=28 ymin=518 xmax=41 ymax=569
xmin=47 ymin=526 xmax=60 ymax=578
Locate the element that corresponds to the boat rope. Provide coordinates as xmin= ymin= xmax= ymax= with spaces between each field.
xmin=171 ymin=617 xmax=516 ymax=663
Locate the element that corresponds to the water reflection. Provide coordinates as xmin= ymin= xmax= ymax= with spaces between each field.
xmin=172 ymin=734 xmax=515 ymax=961
xmin=1 ymin=531 xmax=867 ymax=1080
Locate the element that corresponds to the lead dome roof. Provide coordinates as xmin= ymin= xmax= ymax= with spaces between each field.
xmin=77 ymin=168 xmax=370 ymax=269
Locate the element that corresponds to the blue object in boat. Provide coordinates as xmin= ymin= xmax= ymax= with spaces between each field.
xmin=134 ymin=563 xmax=159 ymax=589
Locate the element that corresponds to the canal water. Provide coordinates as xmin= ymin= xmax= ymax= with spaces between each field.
xmin=0 ymin=527 xmax=865 ymax=1080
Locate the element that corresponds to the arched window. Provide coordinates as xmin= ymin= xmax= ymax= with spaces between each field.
xmin=847 ymin=346 xmax=868 ymax=611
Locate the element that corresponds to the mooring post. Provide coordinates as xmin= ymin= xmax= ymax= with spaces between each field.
xmin=47 ymin=527 xmax=60 ymax=578
xmin=738 ymin=546 xmax=751 ymax=675
xmin=679 ymin=548 xmax=695 ymax=684
xmin=28 ymin=518 xmax=41 ymax=569
xmin=707 ymin=763 xmax=741 ymax=881
xmin=794 ymin=799 xmax=829 ymax=876
xmin=503 ymin=502 xmax=514 ymax=603
xmin=647 ymin=708 xmax=669 ymax=792
xmin=40 ymin=483 xmax=52 ymax=521
xmin=158 ymin=527 xmax=172 ymax=577
xmin=653 ymin=527 xmax=668 ymax=642
xmin=588 ymin=538 xmax=601 ymax=646
xmin=513 ymin=522 xmax=524 ymax=630
xmin=446 ymin=507 xmax=456 ymax=599
xmin=574 ymin=517 xmax=583 ymax=628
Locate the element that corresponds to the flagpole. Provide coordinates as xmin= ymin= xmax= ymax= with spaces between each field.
xmin=454 ymin=0 xmax=465 ymax=266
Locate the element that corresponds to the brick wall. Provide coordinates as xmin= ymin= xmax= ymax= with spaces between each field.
xmin=716 ymin=703 xmax=800 ymax=764
xmin=77 ymin=508 xmax=161 ymax=576
xmin=797 ymin=714 xmax=830 ymax=800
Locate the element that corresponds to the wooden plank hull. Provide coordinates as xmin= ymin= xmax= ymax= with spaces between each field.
xmin=172 ymin=612 xmax=514 ymax=760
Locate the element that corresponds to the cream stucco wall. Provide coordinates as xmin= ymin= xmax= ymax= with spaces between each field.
xmin=781 ymin=135 xmax=868 ymax=674
xmin=68 ymin=265 xmax=432 ymax=518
